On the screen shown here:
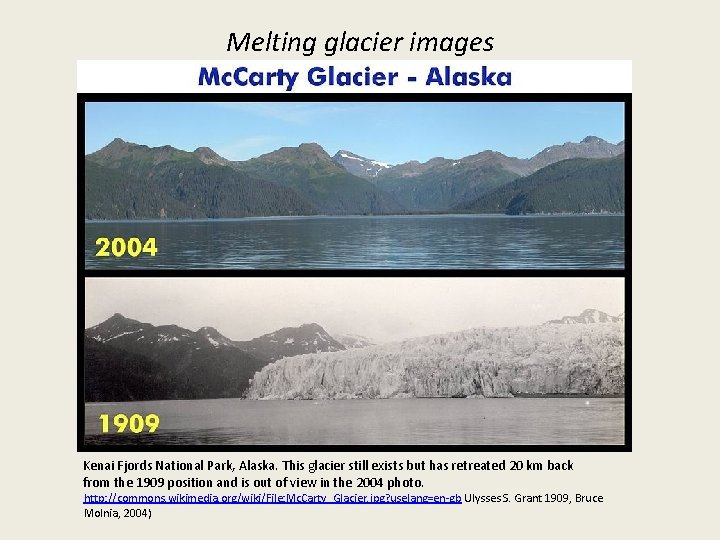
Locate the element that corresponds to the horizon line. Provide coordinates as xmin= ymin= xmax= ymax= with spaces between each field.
xmin=84 ymin=134 xmax=626 ymax=165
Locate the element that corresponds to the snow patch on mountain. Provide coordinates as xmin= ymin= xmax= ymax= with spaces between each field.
xmin=333 ymin=150 xmax=393 ymax=178
xmin=334 ymin=333 xmax=375 ymax=349
xmin=101 ymin=330 xmax=142 ymax=343
xmin=545 ymin=309 xmax=623 ymax=325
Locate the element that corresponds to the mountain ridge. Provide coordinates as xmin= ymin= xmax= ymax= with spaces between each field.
xmin=85 ymin=136 xmax=625 ymax=218
xmin=330 ymin=136 xmax=624 ymax=179
xmin=236 ymin=322 xmax=346 ymax=361
xmin=230 ymin=143 xmax=404 ymax=214
xmin=545 ymin=308 xmax=624 ymax=325
xmin=84 ymin=314 xmax=350 ymax=402
xmin=85 ymin=142 xmax=318 ymax=219
xmin=332 ymin=136 xmax=624 ymax=212
xmin=455 ymin=155 xmax=625 ymax=215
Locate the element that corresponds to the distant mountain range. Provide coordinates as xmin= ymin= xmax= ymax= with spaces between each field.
xmin=334 ymin=136 xmax=625 ymax=213
xmin=456 ymin=155 xmax=625 ymax=215
xmin=85 ymin=136 xmax=625 ymax=218
xmin=83 ymin=314 xmax=371 ymax=402
xmin=546 ymin=309 xmax=624 ymax=325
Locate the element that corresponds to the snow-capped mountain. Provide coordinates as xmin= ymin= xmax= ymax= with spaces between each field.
xmin=332 ymin=150 xmax=392 ymax=178
xmin=84 ymin=314 xmax=266 ymax=401
xmin=238 ymin=323 xmax=346 ymax=360
xmin=197 ymin=326 xmax=237 ymax=348
xmin=545 ymin=309 xmax=623 ymax=325
xmin=334 ymin=333 xmax=375 ymax=349
xmin=86 ymin=315 xmax=347 ymax=362
xmin=84 ymin=315 xmax=350 ymax=402
xmin=87 ymin=313 xmax=198 ymax=347
xmin=332 ymin=137 xmax=625 ymax=212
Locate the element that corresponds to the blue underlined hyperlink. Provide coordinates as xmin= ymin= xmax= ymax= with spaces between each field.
xmin=84 ymin=501 xmax=461 ymax=505
xmin=83 ymin=493 xmax=462 ymax=505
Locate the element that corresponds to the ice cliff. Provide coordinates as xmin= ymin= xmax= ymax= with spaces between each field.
xmin=247 ymin=323 xmax=625 ymax=399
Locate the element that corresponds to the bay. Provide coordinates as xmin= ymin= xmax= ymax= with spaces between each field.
xmin=84 ymin=214 xmax=624 ymax=269
xmin=84 ymin=397 xmax=624 ymax=446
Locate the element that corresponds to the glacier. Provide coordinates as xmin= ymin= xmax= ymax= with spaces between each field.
xmin=247 ymin=323 xmax=625 ymax=400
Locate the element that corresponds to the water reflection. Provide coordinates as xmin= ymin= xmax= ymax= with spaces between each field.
xmin=85 ymin=215 xmax=625 ymax=269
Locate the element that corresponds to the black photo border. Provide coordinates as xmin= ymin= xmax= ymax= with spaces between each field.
xmin=78 ymin=92 xmax=632 ymax=452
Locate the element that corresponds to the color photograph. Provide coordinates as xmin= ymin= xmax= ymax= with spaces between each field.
xmin=83 ymin=99 xmax=627 ymax=269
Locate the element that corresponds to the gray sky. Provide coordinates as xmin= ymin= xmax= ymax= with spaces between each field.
xmin=85 ymin=278 xmax=624 ymax=343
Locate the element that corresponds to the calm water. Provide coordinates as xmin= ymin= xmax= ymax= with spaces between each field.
xmin=84 ymin=214 xmax=624 ymax=269
xmin=84 ymin=398 xmax=624 ymax=446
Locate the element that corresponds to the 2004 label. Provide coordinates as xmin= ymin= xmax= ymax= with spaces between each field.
xmin=95 ymin=237 xmax=157 ymax=257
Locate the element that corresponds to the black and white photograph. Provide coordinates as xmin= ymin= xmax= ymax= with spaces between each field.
xmin=83 ymin=277 xmax=626 ymax=447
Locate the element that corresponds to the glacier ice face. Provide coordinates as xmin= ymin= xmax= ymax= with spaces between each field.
xmin=247 ymin=323 xmax=625 ymax=400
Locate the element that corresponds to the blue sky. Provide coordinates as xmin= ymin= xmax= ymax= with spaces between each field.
xmin=85 ymin=102 xmax=624 ymax=164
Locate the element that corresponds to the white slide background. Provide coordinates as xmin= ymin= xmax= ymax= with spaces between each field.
xmin=1 ymin=2 xmax=715 ymax=538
